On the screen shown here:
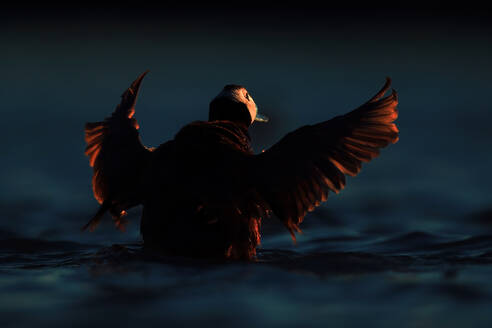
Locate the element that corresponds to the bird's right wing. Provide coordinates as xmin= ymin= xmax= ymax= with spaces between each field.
xmin=83 ymin=71 xmax=152 ymax=231
xmin=251 ymin=78 xmax=398 ymax=239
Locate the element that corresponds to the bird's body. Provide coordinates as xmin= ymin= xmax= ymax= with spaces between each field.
xmin=84 ymin=72 xmax=399 ymax=260
xmin=141 ymin=120 xmax=262 ymax=259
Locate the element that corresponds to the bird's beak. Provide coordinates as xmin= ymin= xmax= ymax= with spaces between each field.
xmin=255 ymin=112 xmax=269 ymax=123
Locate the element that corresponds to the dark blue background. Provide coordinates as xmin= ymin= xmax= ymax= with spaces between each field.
xmin=1 ymin=5 xmax=492 ymax=327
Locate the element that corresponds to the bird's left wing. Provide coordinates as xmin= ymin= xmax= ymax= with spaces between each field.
xmin=83 ymin=71 xmax=152 ymax=231
xmin=251 ymin=78 xmax=398 ymax=239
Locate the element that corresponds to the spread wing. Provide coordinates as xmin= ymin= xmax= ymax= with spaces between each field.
xmin=253 ymin=78 xmax=398 ymax=239
xmin=83 ymin=71 xmax=152 ymax=231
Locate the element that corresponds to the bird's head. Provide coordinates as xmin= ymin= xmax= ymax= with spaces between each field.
xmin=209 ymin=85 xmax=269 ymax=127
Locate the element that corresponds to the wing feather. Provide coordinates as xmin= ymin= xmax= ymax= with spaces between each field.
xmin=83 ymin=71 xmax=151 ymax=231
xmin=253 ymin=78 xmax=398 ymax=239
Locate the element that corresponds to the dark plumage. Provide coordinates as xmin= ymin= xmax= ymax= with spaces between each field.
xmin=83 ymin=72 xmax=399 ymax=260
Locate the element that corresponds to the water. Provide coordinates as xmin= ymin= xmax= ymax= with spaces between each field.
xmin=2 ymin=222 xmax=492 ymax=327
xmin=1 ymin=7 xmax=492 ymax=327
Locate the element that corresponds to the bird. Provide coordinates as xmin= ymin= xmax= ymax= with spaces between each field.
xmin=83 ymin=71 xmax=398 ymax=260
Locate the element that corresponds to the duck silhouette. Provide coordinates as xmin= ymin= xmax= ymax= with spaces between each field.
xmin=83 ymin=71 xmax=398 ymax=260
